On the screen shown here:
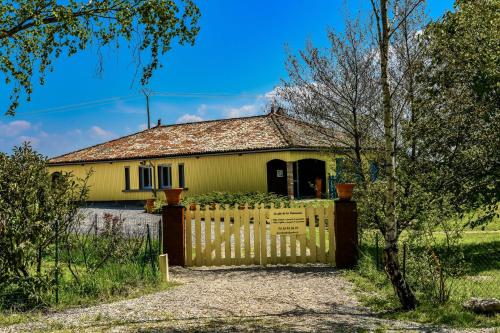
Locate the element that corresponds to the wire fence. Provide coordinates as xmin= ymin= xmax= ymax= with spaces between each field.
xmin=358 ymin=230 xmax=500 ymax=302
xmin=53 ymin=212 xmax=164 ymax=305
xmin=0 ymin=212 xmax=164 ymax=309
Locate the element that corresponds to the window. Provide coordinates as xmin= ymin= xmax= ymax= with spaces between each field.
xmin=178 ymin=164 xmax=185 ymax=188
xmin=335 ymin=158 xmax=344 ymax=181
xmin=124 ymin=167 xmax=130 ymax=190
xmin=139 ymin=166 xmax=152 ymax=189
xmin=369 ymin=161 xmax=379 ymax=181
xmin=158 ymin=165 xmax=172 ymax=189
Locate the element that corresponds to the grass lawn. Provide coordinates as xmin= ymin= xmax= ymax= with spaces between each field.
xmin=345 ymin=218 xmax=500 ymax=328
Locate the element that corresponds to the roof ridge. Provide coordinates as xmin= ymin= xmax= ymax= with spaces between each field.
xmin=159 ymin=113 xmax=267 ymax=128
xmin=269 ymin=113 xmax=293 ymax=146
xmin=272 ymin=112 xmax=334 ymax=135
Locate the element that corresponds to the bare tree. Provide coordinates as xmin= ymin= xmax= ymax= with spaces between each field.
xmin=277 ymin=17 xmax=380 ymax=181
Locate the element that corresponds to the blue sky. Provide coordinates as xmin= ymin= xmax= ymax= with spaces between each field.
xmin=0 ymin=0 xmax=454 ymax=157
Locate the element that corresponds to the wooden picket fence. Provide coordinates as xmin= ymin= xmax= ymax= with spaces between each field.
xmin=185 ymin=203 xmax=335 ymax=267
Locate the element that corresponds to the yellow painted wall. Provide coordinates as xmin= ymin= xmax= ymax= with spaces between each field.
xmin=48 ymin=150 xmax=338 ymax=201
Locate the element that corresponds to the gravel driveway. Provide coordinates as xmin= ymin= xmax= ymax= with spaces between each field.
xmin=0 ymin=265 xmax=481 ymax=333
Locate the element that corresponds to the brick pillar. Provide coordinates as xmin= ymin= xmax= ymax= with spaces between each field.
xmin=162 ymin=204 xmax=186 ymax=266
xmin=286 ymin=161 xmax=294 ymax=199
xmin=334 ymin=200 xmax=358 ymax=268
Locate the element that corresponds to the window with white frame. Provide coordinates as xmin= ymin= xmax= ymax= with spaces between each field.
xmin=139 ymin=166 xmax=153 ymax=189
xmin=158 ymin=165 xmax=172 ymax=189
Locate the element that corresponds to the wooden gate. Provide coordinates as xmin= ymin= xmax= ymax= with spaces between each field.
xmin=185 ymin=203 xmax=335 ymax=267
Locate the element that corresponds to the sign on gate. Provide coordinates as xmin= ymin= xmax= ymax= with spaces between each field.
xmin=270 ymin=208 xmax=306 ymax=235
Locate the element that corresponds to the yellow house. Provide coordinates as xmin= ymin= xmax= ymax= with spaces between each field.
xmin=48 ymin=112 xmax=345 ymax=202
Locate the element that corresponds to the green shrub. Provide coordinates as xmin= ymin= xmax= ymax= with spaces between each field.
xmin=151 ymin=191 xmax=290 ymax=213
xmin=188 ymin=191 xmax=291 ymax=208
xmin=0 ymin=144 xmax=90 ymax=310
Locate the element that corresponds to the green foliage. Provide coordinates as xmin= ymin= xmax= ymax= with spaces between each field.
xmin=0 ymin=0 xmax=201 ymax=115
xmin=150 ymin=191 xmax=291 ymax=213
xmin=183 ymin=191 xmax=290 ymax=208
xmin=0 ymin=145 xmax=162 ymax=311
xmin=0 ymin=144 xmax=89 ymax=310
xmin=412 ymin=0 xmax=500 ymax=227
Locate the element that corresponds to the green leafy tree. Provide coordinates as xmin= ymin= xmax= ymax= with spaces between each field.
xmin=0 ymin=0 xmax=201 ymax=115
xmin=412 ymin=0 xmax=500 ymax=226
xmin=0 ymin=144 xmax=89 ymax=308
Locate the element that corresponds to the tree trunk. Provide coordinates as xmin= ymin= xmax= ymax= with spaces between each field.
xmin=37 ymin=246 xmax=42 ymax=274
xmin=383 ymin=245 xmax=416 ymax=309
xmin=379 ymin=0 xmax=417 ymax=310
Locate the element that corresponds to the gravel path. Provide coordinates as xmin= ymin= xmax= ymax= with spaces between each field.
xmin=0 ymin=265 xmax=483 ymax=333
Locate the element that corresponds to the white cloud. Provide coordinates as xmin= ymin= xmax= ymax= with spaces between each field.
xmin=197 ymin=104 xmax=208 ymax=114
xmin=0 ymin=120 xmax=32 ymax=137
xmin=216 ymin=88 xmax=278 ymax=119
xmin=89 ymin=126 xmax=114 ymax=139
xmin=256 ymin=87 xmax=279 ymax=101
xmin=17 ymin=135 xmax=40 ymax=147
xmin=176 ymin=114 xmax=204 ymax=124
xmin=223 ymin=104 xmax=259 ymax=118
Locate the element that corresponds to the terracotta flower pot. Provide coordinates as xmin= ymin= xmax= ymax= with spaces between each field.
xmin=145 ymin=198 xmax=155 ymax=213
xmin=164 ymin=188 xmax=183 ymax=205
xmin=335 ymin=183 xmax=355 ymax=201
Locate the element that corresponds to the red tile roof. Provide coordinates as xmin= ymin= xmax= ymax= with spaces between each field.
xmin=48 ymin=113 xmax=339 ymax=164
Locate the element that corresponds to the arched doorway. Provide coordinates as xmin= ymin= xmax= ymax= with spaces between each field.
xmin=296 ymin=159 xmax=326 ymax=198
xmin=266 ymin=159 xmax=287 ymax=196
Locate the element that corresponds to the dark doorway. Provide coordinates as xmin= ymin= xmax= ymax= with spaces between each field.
xmin=267 ymin=159 xmax=288 ymax=196
xmin=296 ymin=159 xmax=326 ymax=198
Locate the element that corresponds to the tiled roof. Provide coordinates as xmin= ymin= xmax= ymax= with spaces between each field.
xmin=48 ymin=113 xmax=339 ymax=164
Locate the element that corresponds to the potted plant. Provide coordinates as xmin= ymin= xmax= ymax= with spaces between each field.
xmin=335 ymin=183 xmax=355 ymax=201
xmin=145 ymin=198 xmax=155 ymax=213
xmin=164 ymin=188 xmax=183 ymax=205
xmin=335 ymin=171 xmax=355 ymax=201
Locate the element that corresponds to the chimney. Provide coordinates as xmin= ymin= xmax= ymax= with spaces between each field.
xmin=269 ymin=101 xmax=284 ymax=116
xmin=157 ymin=118 xmax=161 ymax=127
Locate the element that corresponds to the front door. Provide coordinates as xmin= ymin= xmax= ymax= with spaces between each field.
xmin=266 ymin=159 xmax=288 ymax=196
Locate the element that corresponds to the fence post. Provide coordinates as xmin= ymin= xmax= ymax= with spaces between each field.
xmin=54 ymin=219 xmax=59 ymax=304
xmin=158 ymin=219 xmax=162 ymax=255
xmin=334 ymin=200 xmax=358 ymax=268
xmin=147 ymin=224 xmax=155 ymax=273
xmin=162 ymin=201 xmax=186 ymax=266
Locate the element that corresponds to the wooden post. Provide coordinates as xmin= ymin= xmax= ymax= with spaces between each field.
xmin=334 ymin=200 xmax=358 ymax=268
xmin=162 ymin=204 xmax=186 ymax=266
xmin=286 ymin=161 xmax=294 ymax=199
xmin=158 ymin=254 xmax=170 ymax=282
